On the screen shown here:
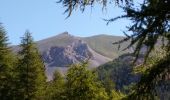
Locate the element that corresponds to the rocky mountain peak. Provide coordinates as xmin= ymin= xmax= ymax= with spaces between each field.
xmin=57 ymin=32 xmax=71 ymax=37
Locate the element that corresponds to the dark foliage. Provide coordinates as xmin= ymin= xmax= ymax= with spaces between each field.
xmin=58 ymin=0 xmax=132 ymax=18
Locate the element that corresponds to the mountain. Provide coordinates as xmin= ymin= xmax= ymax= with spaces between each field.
xmin=12 ymin=32 xmax=132 ymax=80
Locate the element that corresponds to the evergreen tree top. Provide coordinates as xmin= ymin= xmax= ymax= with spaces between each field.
xmin=0 ymin=24 xmax=9 ymax=48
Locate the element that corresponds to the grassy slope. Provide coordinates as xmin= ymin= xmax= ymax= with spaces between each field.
xmin=83 ymin=35 xmax=131 ymax=59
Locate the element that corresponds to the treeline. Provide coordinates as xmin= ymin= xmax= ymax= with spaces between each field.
xmin=0 ymin=25 xmax=124 ymax=100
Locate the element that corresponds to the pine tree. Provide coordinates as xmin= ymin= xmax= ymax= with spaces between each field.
xmin=0 ymin=24 xmax=16 ymax=100
xmin=66 ymin=62 xmax=109 ymax=100
xmin=45 ymin=70 xmax=66 ymax=100
xmin=16 ymin=30 xmax=46 ymax=100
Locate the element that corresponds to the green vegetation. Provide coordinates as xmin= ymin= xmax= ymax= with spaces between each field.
xmin=66 ymin=62 xmax=109 ymax=100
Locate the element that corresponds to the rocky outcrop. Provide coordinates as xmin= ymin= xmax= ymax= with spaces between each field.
xmin=42 ymin=40 xmax=92 ymax=67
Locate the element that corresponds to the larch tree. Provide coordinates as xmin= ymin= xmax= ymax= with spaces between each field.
xmin=16 ymin=30 xmax=46 ymax=100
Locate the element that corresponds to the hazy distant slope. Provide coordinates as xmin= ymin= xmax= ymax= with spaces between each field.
xmin=96 ymin=53 xmax=141 ymax=93
xmin=83 ymin=35 xmax=131 ymax=59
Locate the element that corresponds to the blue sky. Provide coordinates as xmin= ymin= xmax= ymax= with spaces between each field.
xmin=0 ymin=0 xmax=130 ymax=45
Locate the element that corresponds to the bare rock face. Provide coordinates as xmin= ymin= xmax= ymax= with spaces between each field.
xmin=42 ymin=40 xmax=92 ymax=67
